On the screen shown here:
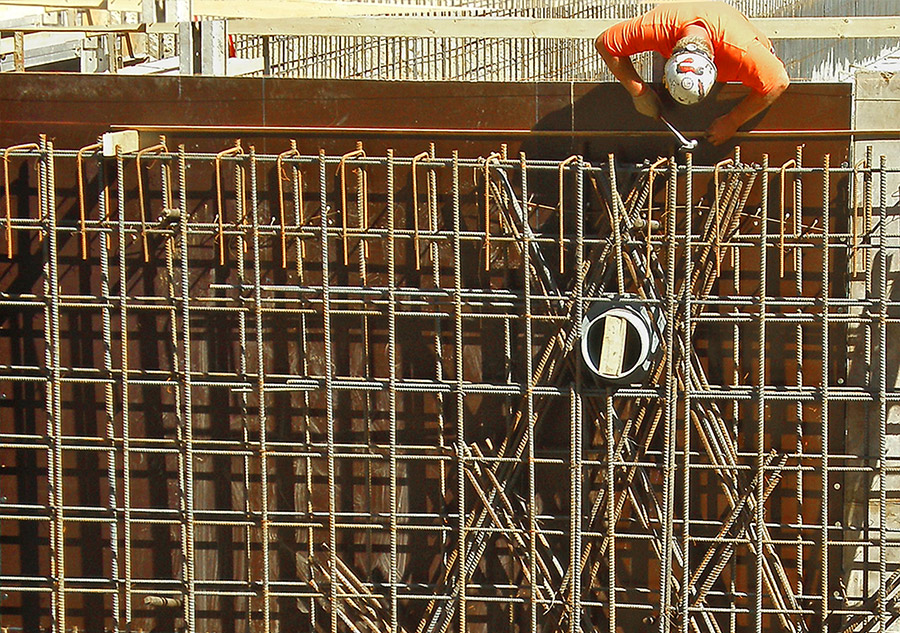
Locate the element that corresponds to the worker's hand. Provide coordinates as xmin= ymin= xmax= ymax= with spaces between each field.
xmin=707 ymin=114 xmax=740 ymax=145
xmin=631 ymin=85 xmax=662 ymax=120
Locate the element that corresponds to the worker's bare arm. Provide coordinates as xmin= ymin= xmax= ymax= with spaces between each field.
xmin=707 ymin=76 xmax=790 ymax=145
xmin=595 ymin=32 xmax=645 ymax=97
xmin=595 ymin=32 xmax=662 ymax=119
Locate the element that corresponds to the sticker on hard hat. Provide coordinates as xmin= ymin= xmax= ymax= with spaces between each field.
xmin=677 ymin=58 xmax=706 ymax=75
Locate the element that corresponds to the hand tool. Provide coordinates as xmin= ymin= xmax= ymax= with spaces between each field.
xmin=660 ymin=116 xmax=699 ymax=151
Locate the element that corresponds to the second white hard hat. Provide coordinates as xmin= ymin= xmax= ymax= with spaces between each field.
xmin=663 ymin=43 xmax=717 ymax=105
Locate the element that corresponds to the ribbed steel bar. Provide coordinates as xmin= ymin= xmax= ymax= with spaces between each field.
xmin=730 ymin=147 xmax=743 ymax=633
xmin=680 ymin=152 xmax=694 ymax=633
xmin=877 ymin=153 xmax=888 ymax=633
xmin=756 ymin=153 xmax=768 ymax=633
xmin=44 ymin=136 xmax=67 ymax=633
xmin=794 ymin=146 xmax=805 ymax=601
xmin=428 ymin=143 xmax=450 ymax=581
xmin=521 ymin=150 xmax=539 ymax=633
xmin=177 ymin=144 xmax=198 ymax=633
xmin=295 ymin=140 xmax=316 ymax=633
xmin=387 ymin=148 xmax=399 ymax=633
xmin=356 ymin=141 xmax=377 ymax=583
xmin=116 ymin=145 xmax=135 ymax=628
xmin=820 ymin=153 xmax=831 ymax=633
xmin=164 ymin=140 xmax=184 ymax=633
xmin=237 ymin=140 xmax=255 ymax=633
xmin=249 ymin=147 xmax=273 ymax=633
xmin=453 ymin=149 xmax=467 ymax=633
xmin=320 ymin=148 xmax=340 ymax=633
xmin=660 ymin=153 xmax=677 ymax=633
xmin=97 ymin=143 xmax=121 ymax=633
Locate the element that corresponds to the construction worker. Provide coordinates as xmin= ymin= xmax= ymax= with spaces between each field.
xmin=595 ymin=1 xmax=790 ymax=145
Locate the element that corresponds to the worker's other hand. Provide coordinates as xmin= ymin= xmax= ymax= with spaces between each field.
xmin=632 ymin=85 xmax=662 ymax=119
xmin=707 ymin=114 xmax=739 ymax=145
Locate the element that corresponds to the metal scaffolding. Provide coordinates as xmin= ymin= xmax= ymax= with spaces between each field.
xmin=0 ymin=137 xmax=897 ymax=633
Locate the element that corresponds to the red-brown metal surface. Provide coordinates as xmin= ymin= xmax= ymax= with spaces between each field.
xmin=0 ymin=75 xmax=854 ymax=633
xmin=0 ymin=75 xmax=851 ymax=164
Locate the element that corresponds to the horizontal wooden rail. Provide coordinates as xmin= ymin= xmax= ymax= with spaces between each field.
xmin=222 ymin=15 xmax=900 ymax=39
xmin=1 ymin=15 xmax=898 ymax=39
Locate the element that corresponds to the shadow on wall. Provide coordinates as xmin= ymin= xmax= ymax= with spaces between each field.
xmin=521 ymin=82 xmax=761 ymax=165
xmin=516 ymin=83 xmax=757 ymax=241
xmin=842 ymin=200 xmax=900 ymax=625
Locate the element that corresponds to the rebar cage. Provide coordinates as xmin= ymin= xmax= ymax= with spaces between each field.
xmin=0 ymin=138 xmax=897 ymax=633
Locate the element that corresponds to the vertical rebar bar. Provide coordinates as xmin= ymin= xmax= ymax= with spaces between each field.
xmin=877 ymin=153 xmax=888 ymax=633
xmin=116 ymin=145 xmax=134 ymax=628
xmin=164 ymin=143 xmax=186 ymax=633
xmin=660 ymin=154 xmax=678 ymax=633
xmin=680 ymin=152 xmax=694 ymax=633
xmin=411 ymin=150 xmax=428 ymax=270
xmin=820 ymin=153 xmax=831 ymax=633
xmin=573 ymin=156 xmax=585 ymax=633
xmin=236 ymin=140 xmax=254 ymax=632
xmin=387 ymin=148 xmax=399 ymax=633
xmin=249 ymin=147 xmax=273 ymax=633
xmin=177 ymin=145 xmax=197 ymax=633
xmin=321 ymin=148 xmax=340 ymax=633
xmin=607 ymin=390 xmax=617 ymax=633
xmin=44 ymin=136 xmax=67 ymax=633
xmin=607 ymin=154 xmax=625 ymax=294
xmin=429 ymin=143 xmax=448 ymax=569
xmin=795 ymin=152 xmax=805 ymax=600
xmin=3 ymin=143 xmax=39 ymax=259
xmin=521 ymin=151 xmax=538 ymax=633
xmin=76 ymin=142 xmax=101 ymax=260
xmin=452 ymin=150 xmax=467 ymax=633
xmin=756 ymin=154 xmax=768 ymax=633
xmin=568 ymin=385 xmax=581 ymax=633
xmin=98 ymin=147 xmax=121 ymax=632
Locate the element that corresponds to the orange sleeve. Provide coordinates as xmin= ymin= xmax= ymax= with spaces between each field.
xmin=601 ymin=13 xmax=668 ymax=58
xmin=740 ymin=39 xmax=789 ymax=94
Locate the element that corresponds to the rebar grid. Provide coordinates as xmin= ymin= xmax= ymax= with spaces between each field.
xmin=0 ymin=140 xmax=897 ymax=633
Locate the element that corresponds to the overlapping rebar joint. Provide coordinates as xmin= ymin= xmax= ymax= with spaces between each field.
xmin=0 ymin=140 xmax=895 ymax=633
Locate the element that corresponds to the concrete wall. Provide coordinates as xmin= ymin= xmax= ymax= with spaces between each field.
xmin=845 ymin=70 xmax=900 ymax=624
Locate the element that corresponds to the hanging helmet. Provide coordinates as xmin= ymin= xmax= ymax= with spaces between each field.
xmin=663 ymin=42 xmax=717 ymax=105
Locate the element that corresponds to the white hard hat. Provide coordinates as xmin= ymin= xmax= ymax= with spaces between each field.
xmin=663 ymin=43 xmax=717 ymax=105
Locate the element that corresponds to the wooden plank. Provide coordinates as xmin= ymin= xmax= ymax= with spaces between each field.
xmin=13 ymin=29 xmax=23 ymax=70
xmin=0 ymin=10 xmax=900 ymax=40
xmin=8 ymin=23 xmax=149 ymax=32
xmin=0 ymin=0 xmax=472 ymax=15
xmin=225 ymin=15 xmax=900 ymax=40
xmin=1 ymin=10 xmax=897 ymax=40
xmin=226 ymin=16 xmax=616 ymax=38
xmin=598 ymin=315 xmax=627 ymax=378
xmin=0 ymin=0 xmax=106 ymax=7
xmin=763 ymin=16 xmax=900 ymax=39
xmin=158 ymin=0 xmax=471 ymax=19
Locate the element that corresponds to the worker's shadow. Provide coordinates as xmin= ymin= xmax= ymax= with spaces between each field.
xmin=518 ymin=83 xmax=765 ymax=241
xmin=521 ymin=81 xmax=757 ymax=177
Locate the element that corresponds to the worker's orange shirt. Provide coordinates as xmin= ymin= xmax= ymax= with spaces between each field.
xmin=601 ymin=1 xmax=788 ymax=95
